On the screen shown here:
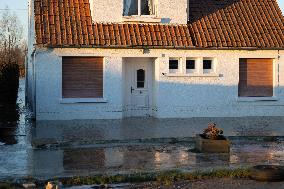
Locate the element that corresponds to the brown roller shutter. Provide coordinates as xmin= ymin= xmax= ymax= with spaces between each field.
xmin=239 ymin=58 xmax=273 ymax=97
xmin=62 ymin=57 xmax=103 ymax=98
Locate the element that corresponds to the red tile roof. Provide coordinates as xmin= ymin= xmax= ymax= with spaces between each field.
xmin=34 ymin=0 xmax=284 ymax=49
xmin=188 ymin=0 xmax=284 ymax=48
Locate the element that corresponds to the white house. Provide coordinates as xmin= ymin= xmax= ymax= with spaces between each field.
xmin=26 ymin=0 xmax=284 ymax=120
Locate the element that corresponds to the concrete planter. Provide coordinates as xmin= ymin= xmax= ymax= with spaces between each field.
xmin=195 ymin=134 xmax=230 ymax=153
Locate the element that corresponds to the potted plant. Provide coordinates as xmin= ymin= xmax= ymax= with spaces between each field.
xmin=195 ymin=122 xmax=230 ymax=153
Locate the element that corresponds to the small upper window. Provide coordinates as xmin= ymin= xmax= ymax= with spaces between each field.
xmin=169 ymin=59 xmax=179 ymax=73
xmin=186 ymin=60 xmax=195 ymax=70
xmin=186 ymin=59 xmax=196 ymax=74
xmin=203 ymin=60 xmax=212 ymax=70
xmin=123 ymin=0 xmax=155 ymax=16
xmin=203 ymin=59 xmax=215 ymax=74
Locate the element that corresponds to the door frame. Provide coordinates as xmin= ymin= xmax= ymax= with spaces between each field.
xmin=123 ymin=57 xmax=154 ymax=118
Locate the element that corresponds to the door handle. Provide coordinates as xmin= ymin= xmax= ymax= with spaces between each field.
xmin=131 ymin=86 xmax=134 ymax=94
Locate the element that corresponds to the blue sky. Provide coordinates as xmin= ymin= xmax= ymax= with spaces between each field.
xmin=0 ymin=0 xmax=283 ymax=39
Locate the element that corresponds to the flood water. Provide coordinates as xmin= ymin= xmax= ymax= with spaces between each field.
xmin=1 ymin=79 xmax=284 ymax=181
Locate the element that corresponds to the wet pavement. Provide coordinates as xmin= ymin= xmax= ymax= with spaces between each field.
xmin=1 ymin=79 xmax=284 ymax=181
xmin=34 ymin=116 xmax=284 ymax=143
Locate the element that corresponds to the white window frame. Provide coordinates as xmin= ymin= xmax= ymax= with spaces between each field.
xmin=186 ymin=58 xmax=198 ymax=74
xmin=203 ymin=58 xmax=216 ymax=74
xmin=59 ymin=56 xmax=108 ymax=104
xmin=169 ymin=58 xmax=181 ymax=74
xmin=138 ymin=0 xmax=142 ymax=16
xmin=164 ymin=57 xmax=219 ymax=77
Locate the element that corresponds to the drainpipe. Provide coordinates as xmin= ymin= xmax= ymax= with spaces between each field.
xmin=278 ymin=50 xmax=280 ymax=88
xmin=32 ymin=49 xmax=37 ymax=120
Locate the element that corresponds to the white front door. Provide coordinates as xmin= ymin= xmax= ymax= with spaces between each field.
xmin=124 ymin=58 xmax=153 ymax=117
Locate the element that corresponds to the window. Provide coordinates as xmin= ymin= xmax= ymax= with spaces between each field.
xmin=62 ymin=57 xmax=103 ymax=98
xmin=203 ymin=59 xmax=214 ymax=74
xmin=169 ymin=59 xmax=179 ymax=73
xmin=123 ymin=0 xmax=155 ymax=16
xmin=203 ymin=60 xmax=212 ymax=69
xmin=123 ymin=0 xmax=138 ymax=15
xmin=238 ymin=59 xmax=273 ymax=97
xmin=186 ymin=60 xmax=195 ymax=70
xmin=186 ymin=59 xmax=196 ymax=74
xmin=169 ymin=60 xmax=178 ymax=69
xmin=137 ymin=69 xmax=145 ymax=88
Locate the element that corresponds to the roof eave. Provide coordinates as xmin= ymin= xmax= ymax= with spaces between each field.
xmin=35 ymin=44 xmax=284 ymax=51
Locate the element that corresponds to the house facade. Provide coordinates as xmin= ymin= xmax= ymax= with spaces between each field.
xmin=27 ymin=0 xmax=284 ymax=120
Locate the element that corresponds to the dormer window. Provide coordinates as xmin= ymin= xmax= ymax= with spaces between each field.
xmin=123 ymin=0 xmax=156 ymax=16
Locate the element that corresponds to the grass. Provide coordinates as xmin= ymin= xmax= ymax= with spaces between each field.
xmin=60 ymin=168 xmax=251 ymax=186
xmin=0 ymin=168 xmax=251 ymax=188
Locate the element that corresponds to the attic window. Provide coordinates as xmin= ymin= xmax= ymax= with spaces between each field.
xmin=123 ymin=0 xmax=156 ymax=16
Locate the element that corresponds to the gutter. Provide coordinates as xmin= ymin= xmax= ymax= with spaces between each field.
xmin=36 ymin=44 xmax=284 ymax=51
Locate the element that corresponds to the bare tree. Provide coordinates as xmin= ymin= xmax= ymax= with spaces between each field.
xmin=0 ymin=7 xmax=26 ymax=77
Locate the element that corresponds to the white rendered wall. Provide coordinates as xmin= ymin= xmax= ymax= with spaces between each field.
xmin=156 ymin=50 xmax=284 ymax=118
xmin=156 ymin=0 xmax=187 ymax=24
xmin=90 ymin=0 xmax=187 ymax=24
xmin=34 ymin=48 xmax=284 ymax=120
xmin=90 ymin=0 xmax=123 ymax=23
xmin=35 ymin=49 xmax=124 ymax=120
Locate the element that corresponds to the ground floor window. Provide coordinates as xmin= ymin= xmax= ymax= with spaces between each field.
xmin=238 ymin=58 xmax=273 ymax=97
xmin=62 ymin=57 xmax=103 ymax=98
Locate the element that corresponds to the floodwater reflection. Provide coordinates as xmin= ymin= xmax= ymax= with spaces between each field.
xmin=27 ymin=141 xmax=284 ymax=180
xmin=0 ymin=79 xmax=32 ymax=145
xmin=0 ymin=100 xmax=20 ymax=145
xmin=29 ymin=145 xmax=197 ymax=179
